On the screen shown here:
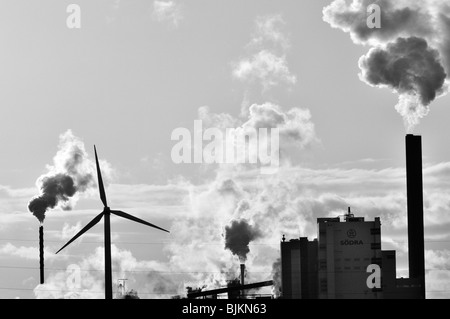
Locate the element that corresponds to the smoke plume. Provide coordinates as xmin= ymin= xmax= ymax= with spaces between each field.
xmin=323 ymin=0 xmax=450 ymax=131
xmin=224 ymin=219 xmax=262 ymax=263
xmin=271 ymin=258 xmax=282 ymax=298
xmin=28 ymin=130 xmax=97 ymax=223
xmin=359 ymin=37 xmax=447 ymax=131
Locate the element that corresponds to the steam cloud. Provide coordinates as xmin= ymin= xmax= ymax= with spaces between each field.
xmin=323 ymin=0 xmax=450 ymax=131
xmin=28 ymin=130 xmax=97 ymax=223
xmin=224 ymin=219 xmax=262 ymax=263
xmin=271 ymin=258 xmax=282 ymax=298
xmin=359 ymin=37 xmax=447 ymax=131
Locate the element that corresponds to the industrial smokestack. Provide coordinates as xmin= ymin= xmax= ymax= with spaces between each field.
xmin=240 ymin=264 xmax=245 ymax=286
xmin=405 ymin=134 xmax=426 ymax=299
xmin=39 ymin=225 xmax=44 ymax=285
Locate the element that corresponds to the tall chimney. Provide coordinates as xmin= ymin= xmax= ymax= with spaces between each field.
xmin=39 ymin=225 xmax=44 ymax=284
xmin=405 ymin=134 xmax=425 ymax=299
xmin=240 ymin=264 xmax=245 ymax=286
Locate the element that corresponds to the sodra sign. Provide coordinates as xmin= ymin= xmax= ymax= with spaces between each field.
xmin=171 ymin=120 xmax=280 ymax=174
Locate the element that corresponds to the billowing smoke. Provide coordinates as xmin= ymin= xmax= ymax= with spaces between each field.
xmin=224 ymin=219 xmax=262 ymax=263
xmin=28 ymin=130 xmax=97 ymax=223
xmin=359 ymin=37 xmax=447 ymax=131
xmin=323 ymin=0 xmax=450 ymax=131
xmin=28 ymin=174 xmax=76 ymax=223
xmin=271 ymin=258 xmax=282 ymax=298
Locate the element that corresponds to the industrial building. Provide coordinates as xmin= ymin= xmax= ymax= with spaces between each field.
xmin=280 ymin=135 xmax=426 ymax=299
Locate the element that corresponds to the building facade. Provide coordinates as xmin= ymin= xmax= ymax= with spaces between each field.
xmin=317 ymin=215 xmax=382 ymax=299
xmin=280 ymin=237 xmax=318 ymax=299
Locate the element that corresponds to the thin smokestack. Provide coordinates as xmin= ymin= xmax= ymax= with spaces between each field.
xmin=39 ymin=225 xmax=44 ymax=285
xmin=405 ymin=134 xmax=426 ymax=299
xmin=240 ymin=264 xmax=245 ymax=286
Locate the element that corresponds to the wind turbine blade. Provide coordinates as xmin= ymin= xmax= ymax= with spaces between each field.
xmin=55 ymin=213 xmax=104 ymax=254
xmin=111 ymin=210 xmax=170 ymax=233
xmin=94 ymin=145 xmax=108 ymax=207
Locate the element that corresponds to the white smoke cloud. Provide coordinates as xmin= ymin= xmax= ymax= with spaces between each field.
xmin=152 ymin=1 xmax=183 ymax=27
xmin=250 ymin=14 xmax=291 ymax=51
xmin=323 ymin=0 xmax=450 ymax=131
xmin=34 ymin=244 xmax=182 ymax=299
xmin=198 ymin=102 xmax=318 ymax=170
xmin=233 ymin=51 xmax=297 ymax=90
xmin=60 ymin=222 xmax=82 ymax=241
xmin=28 ymin=130 xmax=113 ymax=223
xmin=232 ymin=14 xmax=296 ymax=91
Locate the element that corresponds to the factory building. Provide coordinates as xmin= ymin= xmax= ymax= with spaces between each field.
xmin=281 ymin=211 xmax=383 ymax=299
xmin=280 ymin=237 xmax=318 ymax=299
xmin=281 ymin=211 xmax=422 ymax=299
xmin=281 ymin=134 xmax=426 ymax=299
xmin=317 ymin=212 xmax=382 ymax=299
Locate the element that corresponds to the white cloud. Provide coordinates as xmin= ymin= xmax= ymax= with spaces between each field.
xmin=152 ymin=1 xmax=183 ymax=27
xmin=34 ymin=244 xmax=182 ymax=299
xmin=0 ymin=243 xmax=56 ymax=261
xmin=233 ymin=15 xmax=296 ymax=91
xmin=233 ymin=51 xmax=297 ymax=90
xmin=59 ymin=222 xmax=82 ymax=240
xmin=250 ymin=14 xmax=290 ymax=51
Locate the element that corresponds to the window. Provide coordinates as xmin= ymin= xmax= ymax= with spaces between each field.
xmin=371 ymin=243 xmax=381 ymax=250
xmin=320 ymin=279 xmax=327 ymax=292
xmin=371 ymin=257 xmax=382 ymax=265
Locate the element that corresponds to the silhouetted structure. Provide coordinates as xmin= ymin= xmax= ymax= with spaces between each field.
xmin=317 ymin=213 xmax=382 ymax=299
xmin=56 ymin=146 xmax=169 ymax=299
xmin=187 ymin=280 xmax=273 ymax=299
xmin=281 ymin=237 xmax=318 ymax=299
xmin=39 ymin=225 xmax=44 ymax=284
xmin=405 ymin=134 xmax=426 ymax=299
xmin=280 ymin=134 xmax=427 ymax=299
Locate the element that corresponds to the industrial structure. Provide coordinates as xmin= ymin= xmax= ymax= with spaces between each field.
xmin=55 ymin=146 xmax=170 ymax=299
xmin=280 ymin=134 xmax=426 ymax=299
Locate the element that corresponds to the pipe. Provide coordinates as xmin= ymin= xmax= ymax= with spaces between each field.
xmin=240 ymin=264 xmax=245 ymax=286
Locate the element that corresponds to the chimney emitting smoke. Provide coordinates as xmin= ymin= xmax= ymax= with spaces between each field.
xmin=39 ymin=225 xmax=44 ymax=284
xmin=240 ymin=264 xmax=245 ymax=286
xmin=405 ymin=134 xmax=426 ymax=299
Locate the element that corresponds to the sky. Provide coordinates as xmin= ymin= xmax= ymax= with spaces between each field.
xmin=0 ymin=0 xmax=450 ymax=299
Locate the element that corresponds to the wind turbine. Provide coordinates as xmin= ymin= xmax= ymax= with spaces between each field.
xmin=56 ymin=146 xmax=169 ymax=299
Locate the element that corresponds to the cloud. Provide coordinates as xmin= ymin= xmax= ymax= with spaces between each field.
xmin=200 ymin=102 xmax=317 ymax=159
xmin=233 ymin=50 xmax=297 ymax=90
xmin=59 ymin=222 xmax=82 ymax=241
xmin=34 ymin=244 xmax=181 ymax=299
xmin=425 ymin=249 xmax=450 ymax=299
xmin=28 ymin=130 xmax=113 ymax=223
xmin=233 ymin=14 xmax=296 ymax=91
xmin=323 ymin=0 xmax=433 ymax=46
xmin=0 ymin=243 xmax=55 ymax=261
xmin=250 ymin=14 xmax=291 ymax=52
xmin=358 ymin=37 xmax=447 ymax=131
xmin=243 ymin=103 xmax=317 ymax=149
xmin=152 ymin=1 xmax=183 ymax=27
xmin=323 ymin=0 xmax=450 ymax=131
